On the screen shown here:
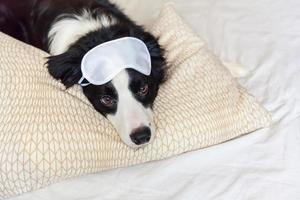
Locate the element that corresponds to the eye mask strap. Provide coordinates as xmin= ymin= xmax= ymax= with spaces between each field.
xmin=78 ymin=77 xmax=90 ymax=87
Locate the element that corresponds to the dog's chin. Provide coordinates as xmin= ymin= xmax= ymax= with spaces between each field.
xmin=122 ymin=137 xmax=155 ymax=149
xmin=126 ymin=141 xmax=151 ymax=150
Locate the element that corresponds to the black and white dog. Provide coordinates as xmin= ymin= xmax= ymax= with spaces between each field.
xmin=0 ymin=0 xmax=167 ymax=148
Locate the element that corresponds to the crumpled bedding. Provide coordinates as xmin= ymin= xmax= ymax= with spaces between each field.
xmin=12 ymin=0 xmax=300 ymax=199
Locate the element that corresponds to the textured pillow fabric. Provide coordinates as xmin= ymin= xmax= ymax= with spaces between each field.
xmin=0 ymin=4 xmax=271 ymax=199
xmin=111 ymin=0 xmax=163 ymax=25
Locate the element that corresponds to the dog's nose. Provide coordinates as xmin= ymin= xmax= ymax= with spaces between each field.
xmin=130 ymin=127 xmax=151 ymax=145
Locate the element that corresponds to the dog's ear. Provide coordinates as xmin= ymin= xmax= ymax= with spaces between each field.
xmin=47 ymin=51 xmax=82 ymax=88
xmin=148 ymin=40 xmax=167 ymax=84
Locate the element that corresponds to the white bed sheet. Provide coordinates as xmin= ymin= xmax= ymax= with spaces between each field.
xmin=12 ymin=0 xmax=300 ymax=199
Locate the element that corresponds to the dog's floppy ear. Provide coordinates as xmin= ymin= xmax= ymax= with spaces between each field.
xmin=148 ymin=40 xmax=167 ymax=84
xmin=47 ymin=50 xmax=83 ymax=88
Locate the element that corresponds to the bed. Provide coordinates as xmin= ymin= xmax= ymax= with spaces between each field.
xmin=11 ymin=0 xmax=300 ymax=199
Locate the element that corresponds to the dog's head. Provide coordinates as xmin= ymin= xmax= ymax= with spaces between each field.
xmin=47 ymin=29 xmax=166 ymax=148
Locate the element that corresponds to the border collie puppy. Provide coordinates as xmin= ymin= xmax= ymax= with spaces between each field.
xmin=0 ymin=0 xmax=167 ymax=148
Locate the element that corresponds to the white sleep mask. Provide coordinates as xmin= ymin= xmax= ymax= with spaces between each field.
xmin=78 ymin=37 xmax=152 ymax=86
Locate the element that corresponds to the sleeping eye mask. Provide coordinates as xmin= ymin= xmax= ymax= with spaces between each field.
xmin=78 ymin=37 xmax=152 ymax=86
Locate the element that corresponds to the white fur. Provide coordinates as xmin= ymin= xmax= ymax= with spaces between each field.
xmin=107 ymin=70 xmax=155 ymax=148
xmin=48 ymin=10 xmax=116 ymax=55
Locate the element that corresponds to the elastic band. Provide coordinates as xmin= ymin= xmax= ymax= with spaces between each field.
xmin=78 ymin=77 xmax=90 ymax=87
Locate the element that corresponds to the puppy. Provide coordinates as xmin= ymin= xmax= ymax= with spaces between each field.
xmin=0 ymin=0 xmax=167 ymax=148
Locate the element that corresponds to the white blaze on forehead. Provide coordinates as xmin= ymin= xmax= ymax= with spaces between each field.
xmin=107 ymin=70 xmax=155 ymax=147
xmin=48 ymin=9 xmax=116 ymax=55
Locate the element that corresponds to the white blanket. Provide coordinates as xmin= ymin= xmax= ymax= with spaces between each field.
xmin=12 ymin=0 xmax=300 ymax=199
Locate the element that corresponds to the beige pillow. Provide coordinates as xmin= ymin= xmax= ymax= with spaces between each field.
xmin=0 ymin=4 xmax=271 ymax=199
xmin=111 ymin=0 xmax=163 ymax=25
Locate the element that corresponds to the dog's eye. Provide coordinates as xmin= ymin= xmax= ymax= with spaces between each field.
xmin=100 ymin=95 xmax=116 ymax=107
xmin=137 ymin=84 xmax=149 ymax=96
